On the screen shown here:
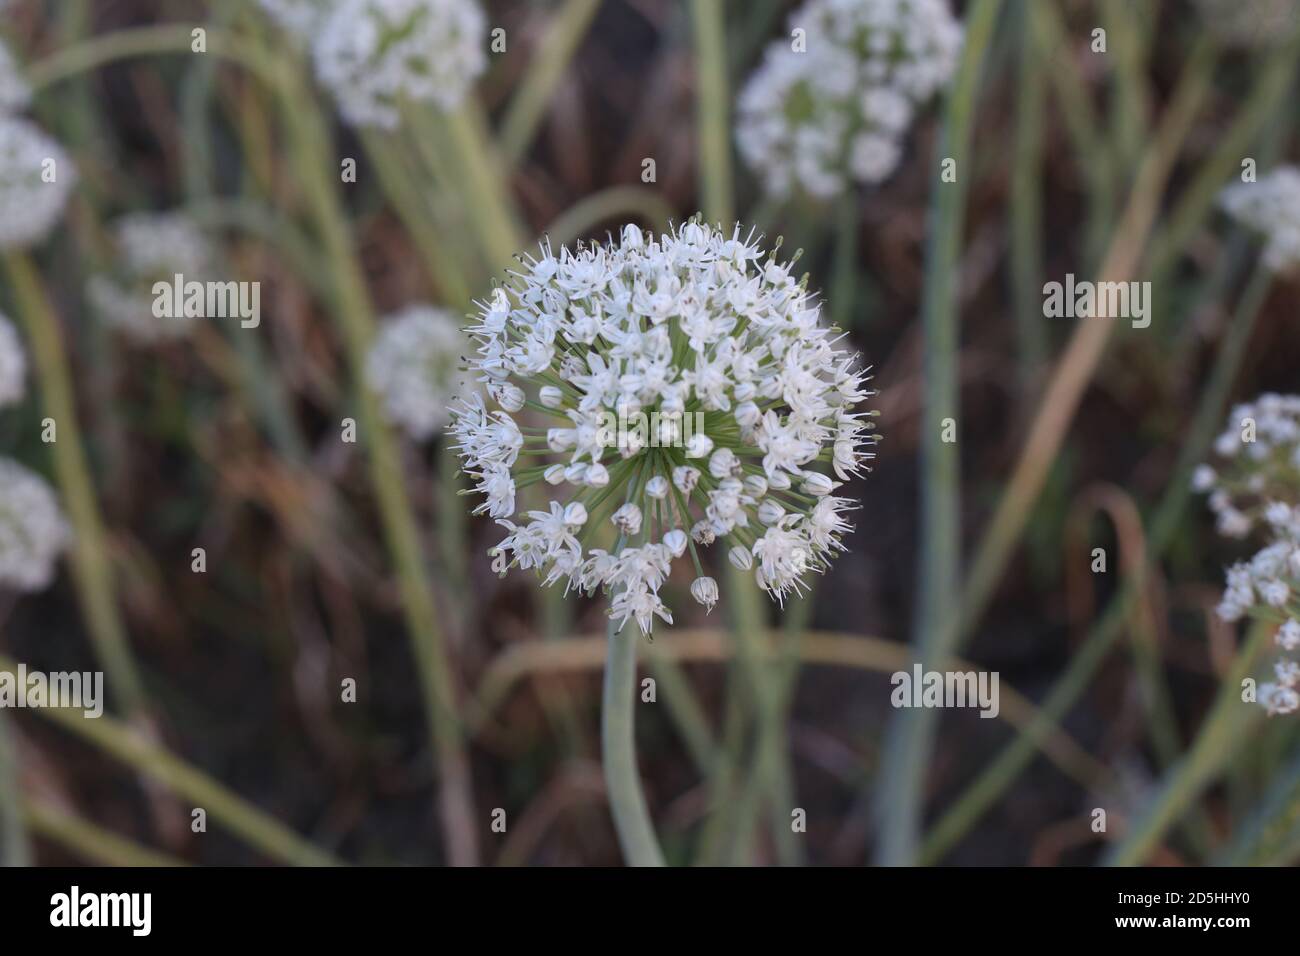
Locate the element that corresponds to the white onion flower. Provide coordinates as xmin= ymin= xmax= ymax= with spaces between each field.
xmin=736 ymin=0 xmax=963 ymax=199
xmin=1197 ymin=392 xmax=1300 ymax=537
xmin=87 ymin=212 xmax=214 ymax=343
xmin=1220 ymin=166 xmax=1300 ymax=274
xmin=314 ymin=0 xmax=487 ymax=130
xmin=1198 ymin=392 xmax=1300 ymax=716
xmin=0 ymin=313 xmax=25 ymax=408
xmin=0 ymin=116 xmax=76 ymax=249
xmin=365 ymin=304 xmax=473 ymax=440
xmin=0 ymin=458 xmax=70 ymax=593
xmin=451 ymin=221 xmax=878 ymax=634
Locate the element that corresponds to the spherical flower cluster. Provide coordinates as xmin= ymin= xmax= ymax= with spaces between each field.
xmin=87 ymin=212 xmax=214 ymax=343
xmin=736 ymin=0 xmax=963 ymax=199
xmin=1220 ymin=166 xmax=1300 ymax=274
xmin=1194 ymin=0 xmax=1298 ymax=48
xmin=0 ymin=116 xmax=76 ymax=249
xmin=0 ymin=38 xmax=31 ymax=113
xmin=314 ymin=0 xmax=487 ymax=130
xmin=1198 ymin=394 xmax=1300 ymax=716
xmin=1194 ymin=393 xmax=1300 ymax=539
xmin=0 ymin=313 xmax=25 ymax=408
xmin=366 ymin=304 xmax=472 ymax=440
xmin=449 ymin=220 xmax=877 ymax=636
xmin=0 ymin=458 xmax=70 ymax=593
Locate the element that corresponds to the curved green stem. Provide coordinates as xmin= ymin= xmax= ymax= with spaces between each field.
xmin=601 ymin=613 xmax=666 ymax=866
xmin=27 ymin=23 xmax=277 ymax=93
xmin=4 ymin=252 xmax=146 ymax=719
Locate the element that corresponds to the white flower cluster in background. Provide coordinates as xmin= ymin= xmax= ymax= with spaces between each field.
xmin=1197 ymin=394 xmax=1300 ymax=715
xmin=313 ymin=0 xmax=487 ymax=129
xmin=1195 ymin=393 xmax=1300 ymax=539
xmin=0 ymin=37 xmax=31 ymax=113
xmin=1220 ymin=167 xmax=1300 ymax=274
xmin=449 ymin=220 xmax=878 ymax=636
xmin=87 ymin=212 xmax=214 ymax=343
xmin=0 ymin=458 xmax=70 ymax=593
xmin=0 ymin=115 xmax=76 ymax=249
xmin=366 ymin=304 xmax=472 ymax=440
xmin=0 ymin=313 xmax=25 ymax=408
xmin=736 ymin=0 xmax=963 ymax=200
xmin=1194 ymin=0 xmax=1298 ymax=48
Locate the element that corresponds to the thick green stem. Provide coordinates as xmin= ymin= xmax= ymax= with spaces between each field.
xmin=4 ymin=252 xmax=146 ymax=719
xmin=874 ymin=0 xmax=1003 ymax=866
xmin=1010 ymin=2 xmax=1047 ymax=390
xmin=601 ymin=614 xmax=666 ymax=867
xmin=440 ymin=105 xmax=526 ymax=269
xmin=689 ymin=0 xmax=733 ymax=225
xmin=0 ymin=710 xmax=30 ymax=866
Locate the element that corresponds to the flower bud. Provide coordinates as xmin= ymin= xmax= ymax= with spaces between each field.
xmin=758 ymin=499 xmax=786 ymax=525
xmin=709 ymin=448 xmax=739 ymax=479
xmin=801 ymin=472 xmax=836 ymax=496
xmin=548 ymin=428 xmax=577 ymax=452
xmin=495 ymin=383 xmax=525 ymax=412
xmin=612 ymin=503 xmax=642 ymax=536
xmin=674 ymin=466 xmax=701 ymax=494
xmin=686 ymin=433 xmax=714 ymax=459
xmin=690 ymin=576 xmax=719 ymax=611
